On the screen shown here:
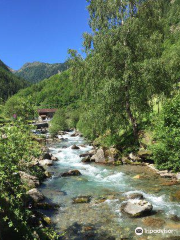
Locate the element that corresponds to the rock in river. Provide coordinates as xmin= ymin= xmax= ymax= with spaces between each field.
xmin=61 ymin=170 xmax=82 ymax=177
xmin=81 ymin=156 xmax=91 ymax=163
xmin=43 ymin=152 xmax=52 ymax=160
xmin=91 ymin=147 xmax=120 ymax=164
xmin=91 ymin=148 xmax=106 ymax=163
xmin=121 ymin=199 xmax=153 ymax=217
xmin=51 ymin=155 xmax=58 ymax=161
xmin=39 ymin=160 xmax=53 ymax=166
xmin=71 ymin=145 xmax=80 ymax=150
xmin=27 ymin=188 xmax=45 ymax=203
xmin=73 ymin=196 xmax=91 ymax=204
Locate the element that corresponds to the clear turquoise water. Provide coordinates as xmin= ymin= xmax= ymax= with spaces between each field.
xmin=39 ymin=132 xmax=180 ymax=240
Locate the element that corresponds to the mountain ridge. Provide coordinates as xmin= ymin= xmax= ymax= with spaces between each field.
xmin=14 ymin=61 xmax=69 ymax=83
xmin=0 ymin=59 xmax=28 ymax=101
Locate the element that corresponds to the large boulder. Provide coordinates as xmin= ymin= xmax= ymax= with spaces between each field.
xmin=61 ymin=170 xmax=81 ymax=177
xmin=19 ymin=171 xmax=40 ymax=188
xmin=39 ymin=160 xmax=53 ymax=166
xmin=91 ymin=147 xmax=121 ymax=164
xmin=121 ymin=199 xmax=153 ymax=217
xmin=91 ymin=148 xmax=106 ymax=163
xmin=27 ymin=188 xmax=44 ymax=203
xmin=105 ymin=148 xmax=121 ymax=162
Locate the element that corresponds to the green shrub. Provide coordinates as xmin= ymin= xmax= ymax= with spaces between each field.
xmin=151 ymin=94 xmax=180 ymax=171
xmin=49 ymin=109 xmax=68 ymax=136
xmin=0 ymin=120 xmax=59 ymax=239
xmin=4 ymin=96 xmax=36 ymax=120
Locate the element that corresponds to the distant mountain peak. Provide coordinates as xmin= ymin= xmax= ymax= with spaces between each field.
xmin=15 ymin=61 xmax=68 ymax=83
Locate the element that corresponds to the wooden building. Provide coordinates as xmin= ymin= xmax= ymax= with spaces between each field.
xmin=37 ymin=109 xmax=57 ymax=121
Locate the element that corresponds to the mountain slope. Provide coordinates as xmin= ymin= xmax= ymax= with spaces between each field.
xmin=0 ymin=59 xmax=28 ymax=101
xmin=13 ymin=70 xmax=75 ymax=108
xmin=15 ymin=61 xmax=69 ymax=83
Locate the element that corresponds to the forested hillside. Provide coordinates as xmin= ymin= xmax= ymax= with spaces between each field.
xmin=0 ymin=59 xmax=28 ymax=101
xmin=14 ymin=61 xmax=69 ymax=83
xmin=7 ymin=70 xmax=75 ymax=108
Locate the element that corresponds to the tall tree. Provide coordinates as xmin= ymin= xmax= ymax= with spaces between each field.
xmin=70 ymin=0 xmax=172 ymax=141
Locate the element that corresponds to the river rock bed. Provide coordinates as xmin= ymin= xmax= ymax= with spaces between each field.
xmin=38 ymin=131 xmax=180 ymax=240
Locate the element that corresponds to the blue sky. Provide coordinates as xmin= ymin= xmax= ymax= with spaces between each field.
xmin=0 ymin=0 xmax=90 ymax=70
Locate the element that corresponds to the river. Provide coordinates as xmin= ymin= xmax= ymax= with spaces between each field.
xmin=39 ymin=131 xmax=180 ymax=240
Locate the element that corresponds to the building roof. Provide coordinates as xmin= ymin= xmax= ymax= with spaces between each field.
xmin=38 ymin=109 xmax=57 ymax=113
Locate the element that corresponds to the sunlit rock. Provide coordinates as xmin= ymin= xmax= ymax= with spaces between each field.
xmin=121 ymin=199 xmax=153 ymax=217
xmin=27 ymin=188 xmax=44 ymax=203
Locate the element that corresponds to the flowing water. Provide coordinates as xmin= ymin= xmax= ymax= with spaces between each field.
xmin=39 ymin=132 xmax=180 ymax=240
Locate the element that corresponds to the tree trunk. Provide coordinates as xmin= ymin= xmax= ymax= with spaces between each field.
xmin=125 ymin=84 xmax=139 ymax=143
xmin=121 ymin=0 xmax=139 ymax=143
xmin=126 ymin=100 xmax=138 ymax=141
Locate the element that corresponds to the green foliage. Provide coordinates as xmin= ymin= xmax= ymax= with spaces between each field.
xmin=15 ymin=71 xmax=75 ymax=109
xmin=0 ymin=121 xmax=59 ymax=239
xmin=15 ymin=61 xmax=69 ymax=83
xmin=151 ymin=94 xmax=180 ymax=171
xmin=67 ymin=0 xmax=172 ymax=144
xmin=49 ymin=109 xmax=68 ymax=135
xmin=4 ymin=96 xmax=36 ymax=120
xmin=65 ymin=105 xmax=80 ymax=129
xmin=0 ymin=59 xmax=28 ymax=101
xmin=0 ymin=121 xmax=39 ymax=239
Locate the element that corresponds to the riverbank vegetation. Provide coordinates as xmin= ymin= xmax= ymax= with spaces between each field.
xmin=0 ymin=119 xmax=60 ymax=239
